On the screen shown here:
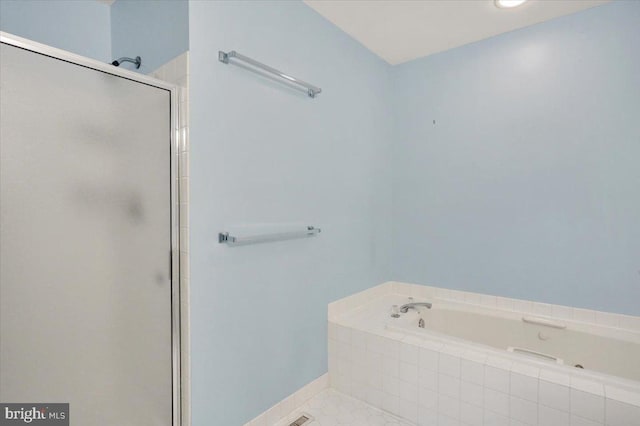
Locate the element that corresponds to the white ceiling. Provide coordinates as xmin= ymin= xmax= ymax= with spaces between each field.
xmin=304 ymin=0 xmax=611 ymax=65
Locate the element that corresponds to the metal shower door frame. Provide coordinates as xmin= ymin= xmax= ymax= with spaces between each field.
xmin=0 ymin=31 xmax=185 ymax=426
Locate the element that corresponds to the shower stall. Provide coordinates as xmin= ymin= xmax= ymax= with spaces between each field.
xmin=0 ymin=33 xmax=183 ymax=425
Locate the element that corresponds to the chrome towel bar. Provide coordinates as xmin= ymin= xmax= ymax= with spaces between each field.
xmin=218 ymin=226 xmax=321 ymax=246
xmin=218 ymin=50 xmax=322 ymax=98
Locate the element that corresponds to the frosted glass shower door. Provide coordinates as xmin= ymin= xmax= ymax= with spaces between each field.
xmin=0 ymin=42 xmax=174 ymax=425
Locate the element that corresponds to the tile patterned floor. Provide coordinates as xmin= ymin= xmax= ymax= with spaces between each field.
xmin=277 ymin=389 xmax=414 ymax=426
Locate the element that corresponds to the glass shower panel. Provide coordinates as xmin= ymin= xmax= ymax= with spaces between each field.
xmin=0 ymin=43 xmax=172 ymax=425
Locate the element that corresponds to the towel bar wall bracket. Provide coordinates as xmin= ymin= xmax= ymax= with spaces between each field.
xmin=218 ymin=50 xmax=322 ymax=98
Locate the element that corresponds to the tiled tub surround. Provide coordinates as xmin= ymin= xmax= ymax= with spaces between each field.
xmin=329 ymin=282 xmax=640 ymax=426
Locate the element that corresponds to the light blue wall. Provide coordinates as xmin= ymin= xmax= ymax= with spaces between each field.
xmin=188 ymin=1 xmax=392 ymax=424
xmin=391 ymin=1 xmax=640 ymax=316
xmin=110 ymin=0 xmax=188 ymax=73
xmin=0 ymin=0 xmax=111 ymax=62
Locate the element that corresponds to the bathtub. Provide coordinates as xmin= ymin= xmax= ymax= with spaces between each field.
xmin=328 ymin=282 xmax=640 ymax=425
xmin=387 ymin=298 xmax=640 ymax=383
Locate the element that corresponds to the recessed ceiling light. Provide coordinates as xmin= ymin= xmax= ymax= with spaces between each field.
xmin=495 ymin=0 xmax=528 ymax=8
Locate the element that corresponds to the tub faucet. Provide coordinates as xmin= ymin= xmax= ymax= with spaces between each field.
xmin=399 ymin=302 xmax=432 ymax=313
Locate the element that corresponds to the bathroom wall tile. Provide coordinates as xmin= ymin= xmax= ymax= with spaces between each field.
xmin=479 ymin=294 xmax=497 ymax=308
xmin=461 ymin=359 xmax=484 ymax=385
xmin=605 ymin=398 xmax=640 ymax=426
xmin=398 ymin=397 xmax=418 ymax=423
xmin=594 ymin=311 xmax=619 ymax=328
xmin=532 ymin=302 xmax=553 ymax=316
xmin=485 ymin=366 xmax=511 ymax=393
xmin=399 ymin=380 xmax=418 ymax=404
xmin=573 ymin=308 xmax=597 ymax=324
xmin=383 ymin=374 xmax=400 ymax=396
xmin=419 ymin=386 xmax=438 ymax=409
xmin=496 ymin=296 xmax=515 ymax=312
xmin=571 ymin=389 xmax=605 ymax=423
xmin=418 ymin=404 xmax=438 ymax=426
xmin=570 ymin=414 xmax=604 ymax=426
xmin=381 ymin=392 xmax=400 ymax=416
xmin=460 ymin=401 xmax=483 ymax=426
xmin=538 ymin=369 xmax=571 ymax=387
xmin=461 ymin=381 xmax=483 ymax=407
xmin=539 ymin=404 xmax=570 ymax=426
xmin=400 ymin=341 xmax=420 ymax=365
xmin=509 ymin=396 xmax=537 ymax=425
xmin=419 ymin=367 xmax=438 ymax=391
xmin=439 ymin=373 xmax=461 ymax=399
xmin=382 ymin=356 xmax=400 ymax=379
xmin=438 ymin=393 xmax=460 ymax=420
xmin=484 ymin=409 xmax=510 ymax=426
xmin=539 ymin=380 xmax=570 ymax=412
xmin=439 ymin=413 xmax=461 ymax=426
xmin=571 ymin=377 xmax=604 ymax=396
xmin=419 ymin=348 xmax=439 ymax=371
xmin=618 ymin=314 xmax=640 ymax=331
xmin=510 ymin=372 xmax=538 ymax=402
xmin=484 ymin=388 xmax=510 ymax=417
xmin=399 ymin=361 xmax=419 ymax=385
xmin=439 ymin=353 xmax=461 ymax=378
xmin=335 ymin=324 xmax=351 ymax=344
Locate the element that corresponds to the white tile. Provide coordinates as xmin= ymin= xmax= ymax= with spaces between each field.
xmin=484 ymin=409 xmax=510 ymax=426
xmin=382 ymin=392 xmax=400 ymax=416
xmin=398 ymin=398 xmax=418 ymax=423
xmin=496 ymin=297 xmax=515 ymax=312
xmin=484 ymin=388 xmax=510 ymax=417
xmin=383 ymin=374 xmax=400 ymax=396
xmin=552 ymin=304 xmax=574 ymax=320
xmin=539 ymin=404 xmax=570 ymax=426
xmin=461 ymin=381 xmax=483 ymax=406
xmin=479 ymin=294 xmax=497 ymax=308
xmin=571 ymin=377 xmax=604 ymax=396
xmin=605 ymin=384 xmax=640 ymax=407
xmin=512 ymin=299 xmax=533 ymax=314
xmin=606 ymin=398 xmax=640 ymax=426
xmin=439 ymin=353 xmax=461 ymax=378
xmin=573 ymin=308 xmax=596 ymax=323
xmin=439 ymin=373 xmax=461 ymax=399
xmin=539 ymin=369 xmax=571 ymax=387
xmin=510 ymin=372 xmax=538 ymax=402
xmin=460 ymin=401 xmax=483 ymax=426
xmin=400 ymin=341 xmax=420 ymax=365
xmin=571 ymin=389 xmax=604 ymax=423
xmin=419 ymin=386 xmax=438 ymax=409
xmin=420 ymin=348 xmax=439 ymax=371
xmin=365 ymin=332 xmax=385 ymax=355
xmin=438 ymin=393 xmax=460 ymax=420
xmin=327 ymin=321 xmax=339 ymax=340
xmin=509 ymin=396 xmax=537 ymax=425
xmin=399 ymin=380 xmax=418 ymax=403
xmin=351 ymin=329 xmax=367 ymax=352
xmin=439 ymin=413 xmax=461 ymax=426
xmin=532 ymin=302 xmax=553 ymax=316
xmin=618 ymin=314 xmax=640 ymax=331
xmin=382 ymin=356 xmax=399 ymax=378
xmin=418 ymin=404 xmax=438 ymax=426
xmin=383 ymin=337 xmax=400 ymax=359
xmin=594 ymin=310 xmax=619 ymax=327
xmin=570 ymin=414 xmax=603 ymax=426
xmin=539 ymin=380 xmax=570 ymax=412
xmin=461 ymin=359 xmax=484 ymax=385
xmin=419 ymin=367 xmax=438 ymax=391
xmin=485 ymin=365 xmax=511 ymax=393
xmin=399 ymin=361 xmax=419 ymax=385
